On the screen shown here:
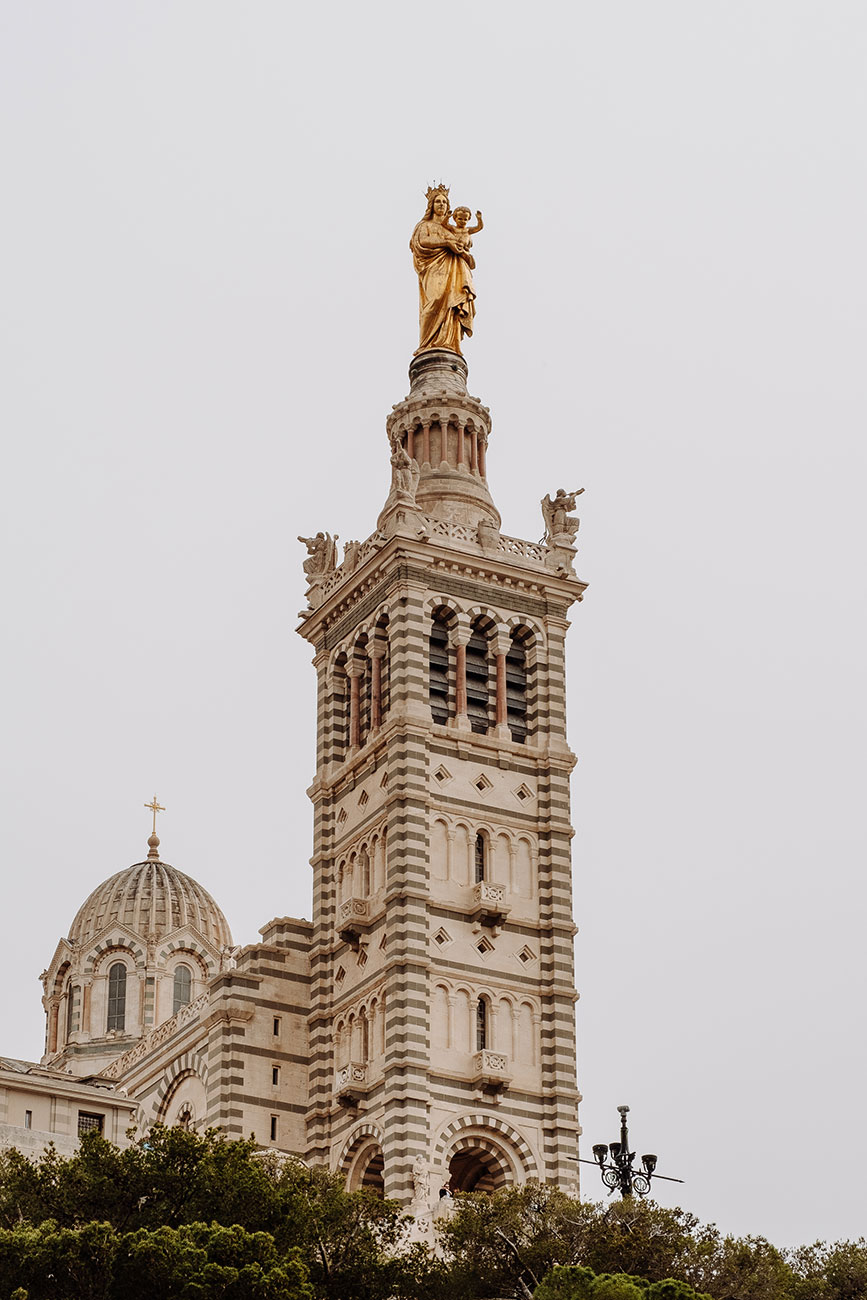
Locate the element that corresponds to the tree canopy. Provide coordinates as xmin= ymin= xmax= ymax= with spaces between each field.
xmin=0 ymin=1130 xmax=864 ymax=1300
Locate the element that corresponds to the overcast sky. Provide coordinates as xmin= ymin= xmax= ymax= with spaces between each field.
xmin=2 ymin=0 xmax=866 ymax=1250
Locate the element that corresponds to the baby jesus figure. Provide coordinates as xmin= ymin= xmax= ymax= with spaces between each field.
xmin=449 ymin=206 xmax=484 ymax=268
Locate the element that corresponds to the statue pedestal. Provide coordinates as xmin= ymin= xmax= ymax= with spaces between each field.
xmin=383 ymin=353 xmax=500 ymax=533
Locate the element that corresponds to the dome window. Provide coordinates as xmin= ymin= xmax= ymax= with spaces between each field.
xmin=173 ymin=964 xmax=192 ymax=1014
xmin=107 ymin=962 xmax=127 ymax=1032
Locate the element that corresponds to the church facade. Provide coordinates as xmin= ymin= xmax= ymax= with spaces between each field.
xmin=26 ymin=199 xmax=587 ymax=1213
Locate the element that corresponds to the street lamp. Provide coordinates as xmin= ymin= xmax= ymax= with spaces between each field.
xmin=578 ymin=1104 xmax=683 ymax=1199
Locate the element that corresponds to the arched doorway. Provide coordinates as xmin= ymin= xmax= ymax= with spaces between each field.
xmin=448 ymin=1141 xmax=512 ymax=1193
xmin=341 ymin=1132 xmax=385 ymax=1197
xmin=357 ymin=1146 xmax=385 ymax=1194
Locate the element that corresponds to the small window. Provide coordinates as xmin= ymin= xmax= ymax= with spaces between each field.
xmin=270 ymin=1116 xmax=278 ymax=1142
xmin=474 ymin=833 xmax=486 ymax=884
xmin=272 ymin=1066 xmax=280 ymax=1086
xmin=476 ymin=998 xmax=488 ymax=1052
xmin=273 ymin=1017 xmax=281 ymax=1036
xmin=106 ymin=963 xmax=127 ymax=1032
xmin=78 ymin=1112 xmax=104 ymax=1136
xmin=24 ymin=1110 xmax=32 ymax=1130
xmin=173 ymin=964 xmax=192 ymax=1014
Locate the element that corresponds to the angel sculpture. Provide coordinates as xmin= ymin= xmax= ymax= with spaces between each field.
xmin=298 ymin=531 xmax=338 ymax=581
xmin=541 ymin=488 xmax=584 ymax=547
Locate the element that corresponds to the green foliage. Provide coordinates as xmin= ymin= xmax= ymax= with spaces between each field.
xmin=0 ymin=1219 xmax=312 ymax=1299
xmin=0 ymin=1129 xmax=431 ymax=1300
xmin=789 ymin=1239 xmax=867 ymax=1300
xmin=2 ymin=1132 xmax=865 ymax=1300
xmin=534 ymin=1266 xmax=712 ymax=1300
xmin=436 ymin=1186 xmax=717 ymax=1299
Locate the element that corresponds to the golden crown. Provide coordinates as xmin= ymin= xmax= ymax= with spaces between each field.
xmin=425 ymin=182 xmax=450 ymax=202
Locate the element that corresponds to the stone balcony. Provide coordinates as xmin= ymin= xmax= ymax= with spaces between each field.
xmin=337 ymin=897 xmax=372 ymax=949
xmin=472 ymin=1049 xmax=512 ymax=1098
xmin=334 ymin=1061 xmax=368 ymax=1107
xmin=470 ymin=881 xmax=511 ymax=929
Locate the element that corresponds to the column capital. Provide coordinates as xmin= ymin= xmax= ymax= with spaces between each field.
xmin=450 ymin=614 xmax=472 ymax=647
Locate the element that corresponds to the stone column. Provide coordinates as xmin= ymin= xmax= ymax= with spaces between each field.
xmin=422 ymin=422 xmax=431 ymax=466
xmin=493 ymin=630 xmax=512 ymax=741
xmin=81 ymin=977 xmax=92 ymax=1037
xmin=47 ymin=1000 xmax=59 ymax=1055
xmin=450 ymin=618 xmax=472 ymax=732
xmin=478 ymin=435 xmax=487 ymax=478
xmin=369 ymin=645 xmax=385 ymax=732
xmin=446 ymin=995 xmax=455 ymax=1050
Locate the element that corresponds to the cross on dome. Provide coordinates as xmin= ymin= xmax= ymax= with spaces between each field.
xmin=144 ymin=793 xmax=165 ymax=860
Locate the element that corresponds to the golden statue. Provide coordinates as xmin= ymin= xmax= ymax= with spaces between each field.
xmin=410 ymin=184 xmax=483 ymax=356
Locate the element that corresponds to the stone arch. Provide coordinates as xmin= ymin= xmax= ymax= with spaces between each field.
xmin=337 ymin=1122 xmax=385 ymax=1195
xmin=85 ymin=938 xmax=145 ymax=975
xmin=154 ymin=1052 xmax=209 ymax=1124
xmin=51 ymin=960 xmax=72 ymax=997
xmin=503 ymin=614 xmax=546 ymax=651
xmin=158 ymin=942 xmax=215 ymax=976
xmin=435 ymin=1115 xmax=539 ymax=1192
xmin=422 ymin=593 xmax=466 ymax=619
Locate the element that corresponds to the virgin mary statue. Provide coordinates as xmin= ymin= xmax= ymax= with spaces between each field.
xmin=410 ymin=186 xmax=475 ymax=356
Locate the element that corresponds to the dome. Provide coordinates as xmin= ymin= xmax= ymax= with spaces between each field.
xmin=69 ymin=860 xmax=233 ymax=950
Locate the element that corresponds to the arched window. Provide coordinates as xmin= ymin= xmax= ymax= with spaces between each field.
xmin=373 ymin=617 xmax=390 ymax=723
xmin=506 ymin=632 xmax=529 ymax=743
xmin=474 ymin=833 xmax=486 ymax=883
xmin=65 ymin=982 xmax=76 ymax=1041
xmin=332 ymin=653 xmax=349 ymax=760
xmin=360 ymin=1011 xmax=369 ymax=1062
xmin=360 ymin=848 xmax=370 ymax=896
xmin=173 ymin=964 xmax=192 ymax=1014
xmin=107 ymin=962 xmax=127 ymax=1032
xmin=355 ymin=640 xmax=371 ymax=745
xmin=476 ymin=997 xmax=488 ymax=1052
xmin=429 ymin=612 xmax=450 ymax=725
xmin=465 ymin=624 xmax=492 ymax=734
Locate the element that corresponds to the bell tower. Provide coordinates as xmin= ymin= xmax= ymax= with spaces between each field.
xmin=298 ymin=191 xmax=585 ymax=1214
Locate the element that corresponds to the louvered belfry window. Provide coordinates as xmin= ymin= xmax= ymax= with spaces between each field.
xmin=465 ymin=628 xmax=491 ymax=734
xmin=429 ymin=615 xmax=450 ymax=724
xmin=506 ymin=633 xmax=529 ymax=743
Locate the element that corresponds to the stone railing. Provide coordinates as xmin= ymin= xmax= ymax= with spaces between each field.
xmin=472 ymin=882 xmax=506 ymax=910
xmin=100 ymin=992 xmax=210 ymax=1079
xmin=473 ymin=1049 xmax=510 ymax=1077
xmin=338 ymin=898 xmax=370 ymax=926
xmin=334 ymin=1062 xmax=368 ymax=1098
xmin=308 ymin=520 xmax=557 ymax=611
xmin=428 ymin=518 xmax=478 ymax=545
xmin=314 ymin=534 xmax=384 ymax=603
xmin=497 ymin=533 xmax=549 ymax=564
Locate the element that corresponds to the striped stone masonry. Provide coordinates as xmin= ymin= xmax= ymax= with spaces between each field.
xmin=297 ymin=353 xmax=586 ymax=1205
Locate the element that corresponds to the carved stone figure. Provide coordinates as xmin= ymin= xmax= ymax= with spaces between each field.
xmin=389 ymin=435 xmax=421 ymax=502
xmin=298 ymin=532 xmax=338 ymax=580
xmin=410 ymin=184 xmax=480 ymax=356
xmin=412 ymin=1153 xmax=430 ymax=1203
xmin=541 ymin=488 xmax=584 ymax=547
